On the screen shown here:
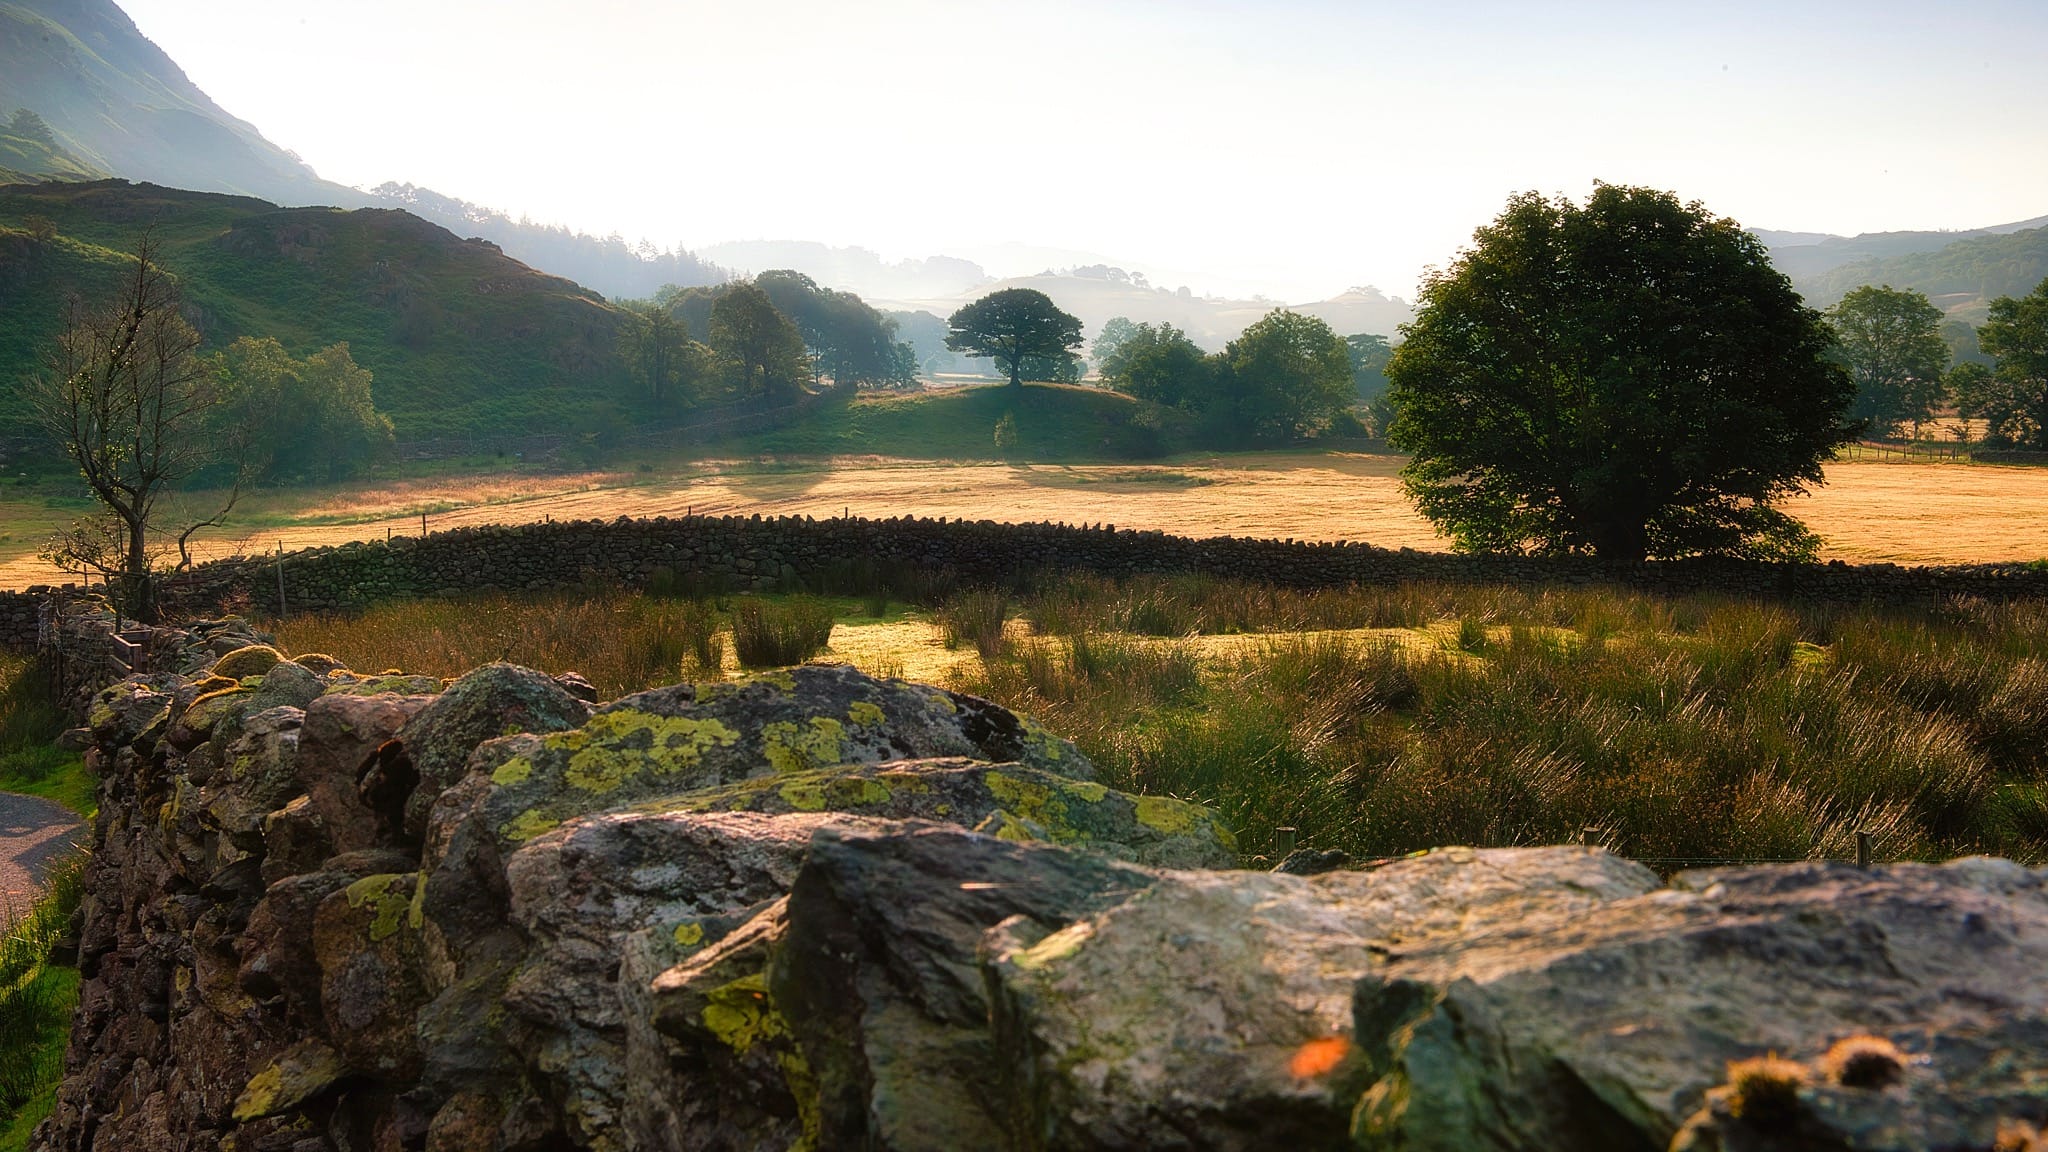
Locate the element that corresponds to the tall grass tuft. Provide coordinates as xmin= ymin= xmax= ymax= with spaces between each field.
xmin=678 ymin=601 xmax=725 ymax=676
xmin=938 ymin=589 xmax=1010 ymax=658
xmin=729 ymin=597 xmax=836 ymax=668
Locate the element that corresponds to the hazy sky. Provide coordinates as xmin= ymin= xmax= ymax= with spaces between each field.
xmin=119 ymin=0 xmax=2048 ymax=301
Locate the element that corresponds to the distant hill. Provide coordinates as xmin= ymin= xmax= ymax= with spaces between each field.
xmin=0 ymin=0 xmax=361 ymax=205
xmin=0 ymin=180 xmax=633 ymax=439
xmin=368 ymin=183 xmax=727 ymax=302
xmin=1760 ymin=214 xmax=2048 ymax=281
xmin=700 ymin=240 xmax=990 ymax=301
xmin=1790 ymin=226 xmax=2048 ymax=321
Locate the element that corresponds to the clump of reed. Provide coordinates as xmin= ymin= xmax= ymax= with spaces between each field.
xmin=729 ymin=597 xmax=836 ymax=668
xmin=937 ymin=589 xmax=1010 ymax=658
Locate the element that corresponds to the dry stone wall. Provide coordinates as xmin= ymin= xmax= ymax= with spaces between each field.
xmin=28 ymin=609 xmax=2048 ymax=1150
xmin=7 ymin=514 xmax=2047 ymax=648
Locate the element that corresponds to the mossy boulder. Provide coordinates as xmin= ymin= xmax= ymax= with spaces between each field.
xmin=655 ymin=757 xmax=1236 ymax=869
xmin=462 ymin=664 xmax=1091 ymax=852
xmin=212 ymin=644 xmax=285 ymax=680
xmin=313 ymin=871 xmax=429 ymax=1080
xmin=86 ymin=674 xmax=177 ymax=747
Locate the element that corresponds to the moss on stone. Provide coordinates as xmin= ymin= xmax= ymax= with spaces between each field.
xmin=344 ymin=873 xmax=412 ymax=942
xmin=213 ymin=644 xmax=285 ymax=680
xmin=557 ymin=710 xmax=742 ymax=791
xmin=848 ymin=700 xmax=885 ymax=727
xmin=700 ymin=972 xmax=787 ymax=1054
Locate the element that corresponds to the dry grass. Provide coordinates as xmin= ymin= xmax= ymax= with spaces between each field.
xmin=267 ymin=576 xmax=2048 ymax=869
xmin=13 ymin=453 xmax=2048 ymax=590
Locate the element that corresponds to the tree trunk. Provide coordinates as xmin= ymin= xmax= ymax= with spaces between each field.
xmin=1008 ymin=356 xmax=1022 ymax=389
xmin=124 ymin=514 xmax=156 ymax=623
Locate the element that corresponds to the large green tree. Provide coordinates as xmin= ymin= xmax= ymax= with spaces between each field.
xmin=1973 ymin=277 xmax=2048 ymax=447
xmin=1101 ymin=321 xmax=1211 ymax=408
xmin=709 ymin=281 xmax=810 ymax=397
xmin=1828 ymin=285 xmax=1950 ymax=436
xmin=1218 ymin=310 xmax=1355 ymax=443
xmin=1387 ymin=185 xmax=1856 ymax=563
xmin=945 ymin=288 xmax=1083 ymax=389
xmin=617 ymin=297 xmax=702 ymax=408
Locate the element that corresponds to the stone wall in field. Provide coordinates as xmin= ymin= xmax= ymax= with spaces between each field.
xmin=151 ymin=514 xmax=2048 ymax=615
xmin=4 ymin=513 xmax=2047 ymax=649
xmin=37 ymin=606 xmax=2048 ymax=1150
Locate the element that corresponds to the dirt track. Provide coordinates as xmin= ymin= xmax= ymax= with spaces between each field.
xmin=0 ymin=791 xmax=80 ymax=925
xmin=4 ymin=454 xmax=2046 ymax=591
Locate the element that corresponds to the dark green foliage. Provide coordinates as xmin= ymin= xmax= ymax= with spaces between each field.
xmin=709 ymin=281 xmax=811 ymax=398
xmin=1100 ymin=321 xmax=1212 ymax=409
xmin=615 ymin=298 xmax=709 ymax=410
xmin=755 ymin=269 xmax=917 ymax=388
xmin=1347 ymin=332 xmax=1393 ymax=402
xmin=945 ymin=288 xmax=1084 ymax=389
xmin=730 ymin=597 xmax=836 ymax=667
xmin=211 ymin=337 xmax=394 ymax=482
xmin=1216 ymin=310 xmax=1356 ymax=443
xmin=1974 ymin=277 xmax=2048 ymax=448
xmin=1829 ymin=285 xmax=1950 ymax=435
xmin=1388 ymin=185 xmax=1857 ymax=563
xmin=0 ymin=859 xmax=82 ymax=1134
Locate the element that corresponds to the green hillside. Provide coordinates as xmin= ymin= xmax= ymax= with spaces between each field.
xmin=1797 ymin=226 xmax=2048 ymax=319
xmin=0 ymin=180 xmax=633 ymax=438
xmin=729 ymin=381 xmax=1193 ymax=461
xmin=0 ymin=120 xmax=103 ymax=183
xmin=0 ymin=0 xmax=356 ymax=205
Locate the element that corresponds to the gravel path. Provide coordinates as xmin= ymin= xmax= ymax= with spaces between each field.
xmin=0 ymin=790 xmax=83 ymax=925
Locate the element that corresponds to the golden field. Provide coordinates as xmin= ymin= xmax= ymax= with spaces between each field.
xmin=4 ymin=452 xmax=2047 ymax=590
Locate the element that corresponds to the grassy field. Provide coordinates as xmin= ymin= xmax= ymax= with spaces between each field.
xmin=0 ymin=652 xmax=87 ymax=1149
xmin=269 ymin=576 xmax=2048 ymax=869
xmin=9 ymin=448 xmax=2048 ymax=590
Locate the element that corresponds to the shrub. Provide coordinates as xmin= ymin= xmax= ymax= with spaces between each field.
xmin=678 ymin=601 xmax=725 ymax=675
xmin=730 ymin=597 xmax=835 ymax=668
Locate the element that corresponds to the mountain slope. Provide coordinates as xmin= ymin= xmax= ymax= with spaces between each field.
xmin=1792 ymin=226 xmax=2048 ymax=320
xmin=0 ymin=0 xmax=358 ymax=205
xmin=1763 ymin=214 xmax=2048 ymax=281
xmin=0 ymin=180 xmax=631 ymax=438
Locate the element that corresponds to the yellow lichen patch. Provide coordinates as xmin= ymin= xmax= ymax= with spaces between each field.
xmin=491 ymin=755 xmax=535 ymax=787
xmin=344 ymin=874 xmax=411 ymax=942
xmin=231 ymin=1040 xmax=343 ymax=1122
xmin=760 ymin=717 xmax=847 ymax=774
xmin=775 ymin=773 xmax=891 ymax=812
xmin=778 ymin=781 xmax=828 ymax=812
xmin=1134 ymin=794 xmax=1204 ymax=837
xmin=1013 ymin=921 xmax=1094 ymax=971
xmin=1062 ymin=780 xmax=1109 ymax=803
xmin=212 ymin=644 xmax=284 ymax=680
xmin=555 ymin=711 xmax=741 ymax=792
xmin=701 ymin=972 xmax=787 ymax=1054
xmin=876 ymin=769 xmax=931 ymax=795
xmin=984 ymin=770 xmax=1078 ymax=842
xmin=746 ymin=670 xmax=798 ymax=691
xmin=1021 ymin=718 xmax=1066 ymax=762
xmin=181 ymin=687 xmax=252 ymax=732
xmin=673 ymin=921 xmax=706 ymax=948
xmin=500 ymin=809 xmax=558 ymax=844
xmin=847 ymin=700 xmax=886 ymax=727
xmin=983 ymin=810 xmax=1040 ymax=843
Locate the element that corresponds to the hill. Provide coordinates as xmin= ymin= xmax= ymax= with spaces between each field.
xmin=0 ymin=180 xmax=633 ymax=439
xmin=728 ymin=381 xmax=1192 ymax=460
xmin=1762 ymin=213 xmax=2048 ymax=280
xmin=1793 ymin=226 xmax=2048 ymax=320
xmin=0 ymin=0 xmax=359 ymax=205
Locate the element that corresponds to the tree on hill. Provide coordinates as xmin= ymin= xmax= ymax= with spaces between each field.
xmin=1972 ymin=277 xmax=2048 ymax=448
xmin=617 ymin=297 xmax=704 ymax=408
xmin=1217 ymin=310 xmax=1355 ymax=443
xmin=1387 ymin=185 xmax=1856 ymax=563
xmin=709 ymin=281 xmax=810 ymax=398
xmin=1092 ymin=316 xmax=1142 ymax=376
xmin=1828 ymin=285 xmax=1949 ymax=436
xmin=6 ymin=108 xmax=55 ymax=146
xmin=31 ymin=235 xmax=253 ymax=620
xmin=945 ymin=288 xmax=1083 ymax=389
xmin=754 ymin=270 xmax=916 ymax=388
xmin=1100 ymin=321 xmax=1212 ymax=409
xmin=211 ymin=337 xmax=394 ymax=483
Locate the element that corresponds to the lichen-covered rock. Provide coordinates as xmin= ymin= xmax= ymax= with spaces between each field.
xmin=657 ymin=757 xmax=1235 ymax=869
xmin=299 ymin=691 xmax=435 ymax=857
xmin=769 ymin=822 xmax=1156 ymax=1150
xmin=314 ymin=871 xmax=429 ymax=1081
xmin=86 ymin=674 xmax=178 ymax=747
xmin=397 ymin=662 xmax=593 ymax=839
xmin=204 ymin=705 xmax=305 ymax=842
xmin=461 ymin=664 xmax=1090 ymax=853
xmin=247 ymin=658 xmax=323 ymax=712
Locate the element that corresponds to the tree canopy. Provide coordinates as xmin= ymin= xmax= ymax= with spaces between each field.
xmin=1387 ymin=184 xmax=1856 ymax=563
xmin=755 ymin=269 xmax=916 ymax=388
xmin=1973 ymin=276 xmax=2048 ymax=448
xmin=945 ymin=288 xmax=1083 ymax=388
xmin=709 ymin=281 xmax=810 ymax=397
xmin=1828 ymin=285 xmax=1949 ymax=435
xmin=1218 ymin=310 xmax=1355 ymax=443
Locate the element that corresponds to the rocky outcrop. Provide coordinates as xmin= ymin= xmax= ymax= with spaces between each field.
xmin=34 ymin=617 xmax=2048 ymax=1152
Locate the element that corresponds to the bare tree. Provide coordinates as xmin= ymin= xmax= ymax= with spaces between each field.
xmin=33 ymin=234 xmax=247 ymax=621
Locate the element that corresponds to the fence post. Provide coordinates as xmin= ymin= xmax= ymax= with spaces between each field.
xmin=1855 ymin=830 xmax=1872 ymax=868
xmin=1275 ymin=826 xmax=1297 ymax=859
xmin=275 ymin=541 xmax=287 ymax=619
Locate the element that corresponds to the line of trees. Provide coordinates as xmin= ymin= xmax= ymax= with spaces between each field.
xmin=1824 ymin=278 xmax=2048 ymax=447
xmin=618 ymin=271 xmax=918 ymax=414
xmin=1087 ymin=309 xmax=1359 ymax=446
